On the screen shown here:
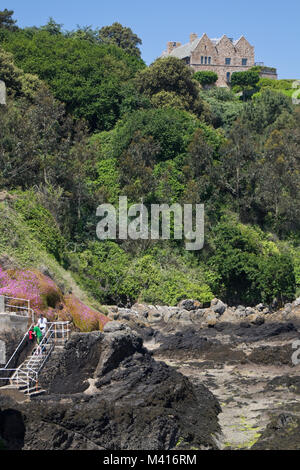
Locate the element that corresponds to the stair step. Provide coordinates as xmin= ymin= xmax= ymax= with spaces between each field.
xmin=27 ymin=389 xmax=46 ymax=397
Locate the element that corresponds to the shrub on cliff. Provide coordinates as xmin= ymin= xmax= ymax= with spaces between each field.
xmin=194 ymin=70 xmax=218 ymax=87
xmin=68 ymin=241 xmax=215 ymax=306
xmin=207 ymin=219 xmax=296 ymax=305
xmin=1 ymin=29 xmax=144 ymax=130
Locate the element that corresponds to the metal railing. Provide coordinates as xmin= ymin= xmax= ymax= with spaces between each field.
xmin=0 ymin=321 xmax=71 ymax=395
xmin=3 ymin=323 xmax=35 ymax=370
xmin=1 ymin=295 xmax=34 ymax=321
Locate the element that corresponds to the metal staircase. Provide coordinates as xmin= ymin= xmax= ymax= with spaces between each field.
xmin=0 ymin=322 xmax=70 ymax=397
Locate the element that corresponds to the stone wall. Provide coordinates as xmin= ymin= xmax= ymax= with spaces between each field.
xmin=0 ymin=314 xmax=29 ymax=335
xmin=191 ymin=34 xmax=255 ymax=87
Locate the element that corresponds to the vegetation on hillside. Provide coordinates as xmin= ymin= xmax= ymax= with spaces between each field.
xmin=0 ymin=9 xmax=299 ymax=314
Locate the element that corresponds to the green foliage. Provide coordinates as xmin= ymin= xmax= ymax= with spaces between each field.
xmin=241 ymin=88 xmax=293 ymax=133
xmin=98 ymin=22 xmax=142 ymax=58
xmin=1 ymin=29 xmax=144 ymax=130
xmin=150 ymin=90 xmax=186 ymax=110
xmin=200 ymin=88 xmax=243 ymax=129
xmin=0 ymin=10 xmax=299 ymax=311
xmin=208 ymin=219 xmax=296 ymax=305
xmin=93 ymin=107 xmax=201 ymax=163
xmin=68 ymin=241 xmax=214 ymax=306
xmin=12 ymin=191 xmax=65 ymax=261
xmin=0 ymin=47 xmax=43 ymax=98
xmin=0 ymin=9 xmax=17 ymax=31
xmin=40 ymin=17 xmax=63 ymax=35
xmin=135 ymin=57 xmax=204 ymax=115
xmin=231 ymin=70 xmax=260 ymax=89
xmin=194 ymin=70 xmax=218 ymax=86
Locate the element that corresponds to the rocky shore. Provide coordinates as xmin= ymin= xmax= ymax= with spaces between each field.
xmin=0 ymin=325 xmax=221 ymax=450
xmin=1 ymin=297 xmax=300 ymax=450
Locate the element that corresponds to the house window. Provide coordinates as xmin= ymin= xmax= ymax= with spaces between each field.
xmin=205 ymin=56 xmax=207 ymax=64
xmin=201 ymin=56 xmax=204 ymax=64
xmin=225 ymin=58 xmax=231 ymax=65
xmin=242 ymin=58 xmax=248 ymax=66
xmin=208 ymin=57 xmax=211 ymax=64
xmin=226 ymin=72 xmax=231 ymax=82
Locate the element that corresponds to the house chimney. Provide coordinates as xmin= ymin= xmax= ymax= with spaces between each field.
xmin=167 ymin=41 xmax=181 ymax=54
xmin=190 ymin=33 xmax=198 ymax=43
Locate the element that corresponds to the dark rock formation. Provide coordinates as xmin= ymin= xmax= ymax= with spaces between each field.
xmin=253 ymin=413 xmax=300 ymax=450
xmin=0 ymin=328 xmax=221 ymax=450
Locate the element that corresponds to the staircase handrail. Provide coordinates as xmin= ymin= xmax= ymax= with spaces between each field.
xmin=27 ymin=325 xmax=55 ymax=369
xmin=3 ymin=323 xmax=34 ymax=369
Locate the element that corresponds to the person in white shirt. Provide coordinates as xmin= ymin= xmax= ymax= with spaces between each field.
xmin=37 ymin=314 xmax=47 ymax=336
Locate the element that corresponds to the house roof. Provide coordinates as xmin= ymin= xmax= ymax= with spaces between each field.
xmin=162 ymin=34 xmax=248 ymax=59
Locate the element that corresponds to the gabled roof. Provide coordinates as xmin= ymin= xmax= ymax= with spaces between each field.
xmin=162 ymin=34 xmax=253 ymax=59
xmin=162 ymin=37 xmax=202 ymax=59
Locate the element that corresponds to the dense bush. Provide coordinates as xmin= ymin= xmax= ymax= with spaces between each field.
xmin=67 ymin=241 xmax=214 ymax=306
xmin=207 ymin=220 xmax=296 ymax=305
xmin=194 ymin=71 xmax=218 ymax=86
xmin=1 ymin=29 xmax=144 ymax=130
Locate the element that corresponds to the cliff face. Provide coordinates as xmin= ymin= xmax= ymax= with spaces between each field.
xmin=0 ymin=325 xmax=221 ymax=450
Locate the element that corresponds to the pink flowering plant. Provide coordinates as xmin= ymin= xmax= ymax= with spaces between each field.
xmin=0 ymin=265 xmax=109 ymax=331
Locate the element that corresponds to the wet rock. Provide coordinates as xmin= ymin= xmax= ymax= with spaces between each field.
xmin=268 ymin=375 xmax=300 ymax=394
xmin=178 ymin=299 xmax=202 ymax=311
xmin=293 ymin=298 xmax=300 ymax=308
xmin=1 ymin=329 xmax=221 ymax=450
xmin=248 ymin=344 xmax=294 ymax=366
xmin=249 ymin=313 xmax=265 ymax=326
xmin=103 ymin=321 xmax=127 ymax=333
xmin=255 ymin=303 xmax=266 ymax=312
xmin=95 ymin=329 xmax=144 ymax=377
xmin=253 ymin=413 xmax=300 ymax=450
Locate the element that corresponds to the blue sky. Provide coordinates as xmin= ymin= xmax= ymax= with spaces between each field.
xmin=6 ymin=0 xmax=300 ymax=78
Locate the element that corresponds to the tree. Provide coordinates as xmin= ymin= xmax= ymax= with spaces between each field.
xmin=242 ymin=88 xmax=293 ymax=133
xmin=218 ymin=119 xmax=258 ymax=218
xmin=0 ymin=48 xmax=43 ymax=99
xmin=207 ymin=220 xmax=295 ymax=305
xmin=255 ymin=129 xmax=300 ymax=234
xmin=98 ymin=22 xmax=142 ymax=57
xmin=2 ymin=30 xmax=144 ymax=130
xmin=231 ymin=70 xmax=260 ymax=100
xmin=0 ymin=9 xmax=17 ymax=31
xmin=194 ymin=71 xmax=218 ymax=87
xmin=135 ymin=57 xmax=204 ymax=115
xmin=40 ymin=17 xmax=63 ymax=35
xmin=119 ymin=132 xmax=159 ymax=202
xmin=66 ymin=25 xmax=99 ymax=43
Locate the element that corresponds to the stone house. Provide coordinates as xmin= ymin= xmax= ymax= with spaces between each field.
xmin=162 ymin=33 xmax=277 ymax=87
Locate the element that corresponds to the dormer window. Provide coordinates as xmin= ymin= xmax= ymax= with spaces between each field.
xmin=225 ymin=58 xmax=231 ymax=65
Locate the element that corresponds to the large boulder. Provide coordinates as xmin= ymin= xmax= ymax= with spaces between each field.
xmin=178 ymin=299 xmax=203 ymax=311
xmin=210 ymin=299 xmax=227 ymax=316
xmin=1 ymin=328 xmax=221 ymax=450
